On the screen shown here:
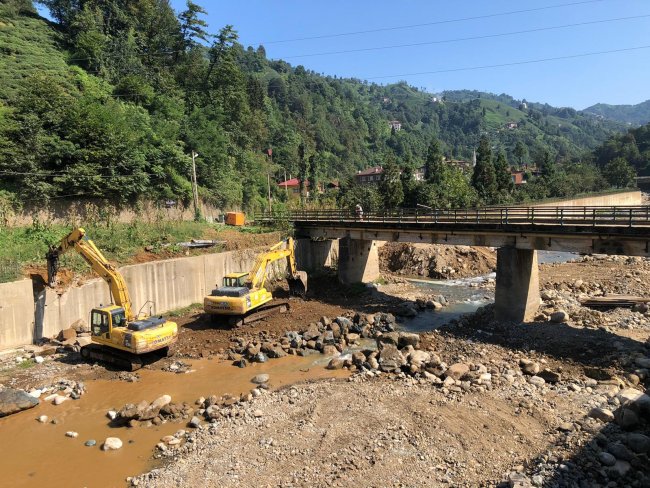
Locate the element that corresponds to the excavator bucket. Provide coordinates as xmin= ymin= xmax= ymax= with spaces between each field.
xmin=288 ymin=271 xmax=308 ymax=298
xmin=46 ymin=247 xmax=60 ymax=287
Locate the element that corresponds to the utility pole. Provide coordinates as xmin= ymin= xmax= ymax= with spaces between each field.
xmin=267 ymin=173 xmax=272 ymax=213
xmin=191 ymin=151 xmax=200 ymax=220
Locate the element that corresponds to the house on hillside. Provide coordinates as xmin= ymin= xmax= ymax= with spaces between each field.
xmin=506 ymin=122 xmax=518 ymax=130
xmin=278 ymin=178 xmax=308 ymax=198
xmin=388 ymin=120 xmax=402 ymax=131
xmin=414 ymin=166 xmax=426 ymax=181
xmin=356 ymin=166 xmax=384 ymax=184
xmin=511 ymin=170 xmax=526 ymax=185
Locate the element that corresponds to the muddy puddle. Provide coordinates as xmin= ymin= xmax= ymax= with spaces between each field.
xmin=0 ymin=355 xmax=348 ymax=488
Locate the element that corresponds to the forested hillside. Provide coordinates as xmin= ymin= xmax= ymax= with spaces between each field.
xmin=584 ymin=100 xmax=650 ymax=126
xmin=0 ymin=0 xmax=634 ymax=213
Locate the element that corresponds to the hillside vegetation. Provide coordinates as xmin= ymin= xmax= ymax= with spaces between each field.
xmin=0 ymin=0 xmax=635 ymax=214
xmin=584 ymin=100 xmax=650 ymax=126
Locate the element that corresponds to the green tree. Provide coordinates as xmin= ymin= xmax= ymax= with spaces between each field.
xmin=471 ymin=136 xmax=497 ymax=203
xmin=424 ymin=138 xmax=444 ymax=184
xmin=513 ymin=141 xmax=528 ymax=167
xmin=379 ymin=157 xmax=404 ymax=209
xmin=179 ymin=0 xmax=210 ymax=49
xmin=494 ymin=149 xmax=514 ymax=198
xmin=603 ymin=157 xmax=636 ymax=188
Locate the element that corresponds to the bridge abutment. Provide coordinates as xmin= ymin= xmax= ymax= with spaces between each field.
xmin=494 ymin=248 xmax=541 ymax=323
xmin=338 ymin=237 xmax=380 ymax=284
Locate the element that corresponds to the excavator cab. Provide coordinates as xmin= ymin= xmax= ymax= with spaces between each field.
xmin=222 ymin=273 xmax=249 ymax=289
xmin=90 ymin=306 xmax=127 ymax=338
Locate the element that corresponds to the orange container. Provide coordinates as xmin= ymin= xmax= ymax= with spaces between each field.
xmin=225 ymin=212 xmax=245 ymax=226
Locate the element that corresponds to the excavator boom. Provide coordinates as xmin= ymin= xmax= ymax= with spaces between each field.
xmin=47 ymin=228 xmax=134 ymax=320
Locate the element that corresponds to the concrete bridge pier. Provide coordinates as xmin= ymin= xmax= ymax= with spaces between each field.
xmin=494 ymin=248 xmax=541 ymax=323
xmin=338 ymin=237 xmax=380 ymax=284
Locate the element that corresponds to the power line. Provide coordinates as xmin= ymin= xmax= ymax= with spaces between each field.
xmin=100 ymin=44 xmax=650 ymax=97
xmin=364 ymin=44 xmax=650 ymax=80
xmin=257 ymin=0 xmax=611 ymax=44
xmin=283 ymin=14 xmax=650 ymax=59
xmin=57 ymin=0 xmax=611 ymax=63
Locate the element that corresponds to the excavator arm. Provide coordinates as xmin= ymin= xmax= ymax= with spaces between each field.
xmin=46 ymin=228 xmax=135 ymax=320
xmin=247 ymin=237 xmax=307 ymax=297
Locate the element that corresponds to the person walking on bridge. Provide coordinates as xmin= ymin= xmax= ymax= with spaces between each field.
xmin=355 ymin=203 xmax=363 ymax=220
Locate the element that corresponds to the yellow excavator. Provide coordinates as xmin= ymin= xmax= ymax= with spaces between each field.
xmin=203 ymin=237 xmax=307 ymax=327
xmin=46 ymin=228 xmax=178 ymax=371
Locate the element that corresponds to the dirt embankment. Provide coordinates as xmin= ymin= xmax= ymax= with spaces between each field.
xmin=379 ymin=242 xmax=496 ymax=279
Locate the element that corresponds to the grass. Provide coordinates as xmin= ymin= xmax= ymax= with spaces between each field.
xmin=0 ymin=219 xmax=280 ymax=282
xmin=167 ymin=303 xmax=203 ymax=318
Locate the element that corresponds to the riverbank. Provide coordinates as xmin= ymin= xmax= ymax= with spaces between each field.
xmin=1 ymin=256 xmax=649 ymax=487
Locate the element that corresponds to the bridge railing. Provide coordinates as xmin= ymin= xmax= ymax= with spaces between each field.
xmin=255 ymin=206 xmax=650 ymax=228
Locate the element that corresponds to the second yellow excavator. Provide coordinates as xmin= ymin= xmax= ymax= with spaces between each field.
xmin=203 ymin=237 xmax=307 ymax=327
xmin=47 ymin=228 xmax=178 ymax=370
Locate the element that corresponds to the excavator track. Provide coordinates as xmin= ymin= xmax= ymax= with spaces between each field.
xmin=80 ymin=344 xmax=171 ymax=371
xmin=227 ymin=302 xmax=290 ymax=328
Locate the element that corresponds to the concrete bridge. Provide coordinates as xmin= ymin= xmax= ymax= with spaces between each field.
xmin=258 ymin=206 xmax=650 ymax=324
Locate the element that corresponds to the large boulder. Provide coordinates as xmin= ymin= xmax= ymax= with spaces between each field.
xmin=376 ymin=332 xmax=399 ymax=348
xmin=378 ymin=344 xmax=406 ymax=372
xmin=398 ymin=332 xmax=420 ymax=349
xmin=445 ymin=363 xmax=470 ymax=381
xmin=407 ymin=350 xmax=430 ymax=370
xmin=0 ymin=389 xmax=39 ymax=417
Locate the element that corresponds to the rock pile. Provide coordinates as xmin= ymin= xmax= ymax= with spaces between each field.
xmin=225 ymin=313 xmax=398 ymax=367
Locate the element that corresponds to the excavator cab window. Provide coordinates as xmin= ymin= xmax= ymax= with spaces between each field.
xmin=111 ymin=309 xmax=126 ymax=328
xmin=91 ymin=310 xmax=110 ymax=337
xmin=223 ymin=275 xmax=248 ymax=287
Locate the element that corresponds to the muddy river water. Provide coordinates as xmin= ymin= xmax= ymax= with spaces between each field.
xmin=0 ymin=356 xmax=348 ymax=488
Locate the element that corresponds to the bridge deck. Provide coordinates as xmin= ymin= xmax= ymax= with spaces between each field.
xmin=257 ymin=206 xmax=650 ymax=256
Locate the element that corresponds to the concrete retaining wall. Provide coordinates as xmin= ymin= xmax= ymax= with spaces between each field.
xmin=0 ymin=280 xmax=35 ymax=349
xmin=1 ymin=241 xmax=338 ymax=350
xmin=533 ymin=190 xmax=642 ymax=207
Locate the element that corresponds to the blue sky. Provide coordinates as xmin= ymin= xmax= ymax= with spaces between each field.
xmin=168 ymin=0 xmax=650 ymax=109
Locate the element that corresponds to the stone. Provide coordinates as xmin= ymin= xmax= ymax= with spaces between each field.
xmin=107 ymin=410 xmax=118 ymax=421
xmin=598 ymin=452 xmax=616 ymax=467
xmin=253 ymin=409 xmax=263 ymax=418
xmin=625 ymin=433 xmax=650 ymax=454
xmin=550 ymin=310 xmax=569 ymax=323
xmin=398 ymin=332 xmax=420 ymax=349
xmin=528 ymin=376 xmax=545 ymax=387
xmin=151 ymin=395 xmax=172 ymax=410
xmin=351 ymin=351 xmax=366 ymax=366
xmin=322 ymin=345 xmax=338 ymax=356
xmin=0 ymin=388 xmax=39 ymax=417
xmin=395 ymin=302 xmax=418 ymax=317
xmin=635 ymin=356 xmax=650 ymax=368
xmin=537 ymin=369 xmax=561 ymax=383
xmin=34 ymin=356 xmax=44 ymax=364
xmin=588 ymin=407 xmax=615 ymax=423
xmin=84 ymin=440 xmax=96 ymax=447
xmin=251 ymin=374 xmax=269 ymax=385
xmin=327 ymin=358 xmax=345 ymax=370
xmin=407 ymin=350 xmax=430 ymax=369
xmin=345 ymin=333 xmax=360 ymax=344
xmin=608 ymin=441 xmax=634 ymax=462
xmin=189 ymin=416 xmax=201 ymax=428
xmin=519 ymin=359 xmax=540 ymax=375
xmin=234 ymin=359 xmax=247 ymax=368
xmin=376 ymin=332 xmax=399 ymax=347
xmin=75 ymin=336 xmax=93 ymax=348
xmin=267 ymin=347 xmax=287 ymax=359
xmin=378 ymin=344 xmax=406 ymax=372
xmin=58 ymin=328 xmax=77 ymax=341
xmin=609 ymin=460 xmax=631 ymax=478
xmin=615 ymin=408 xmax=640 ymax=430
xmin=65 ymin=431 xmax=79 ymax=438
xmin=102 ymin=437 xmax=123 ymax=451
xmin=53 ymin=395 xmax=68 ymax=406
xmin=37 ymin=415 xmax=48 ymax=423
xmin=445 ymin=363 xmax=470 ymax=380
xmin=251 ymin=352 xmax=268 ymax=363
xmin=303 ymin=324 xmax=321 ymax=341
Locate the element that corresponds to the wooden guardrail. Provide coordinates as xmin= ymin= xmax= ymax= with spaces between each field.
xmin=256 ymin=206 xmax=650 ymax=228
